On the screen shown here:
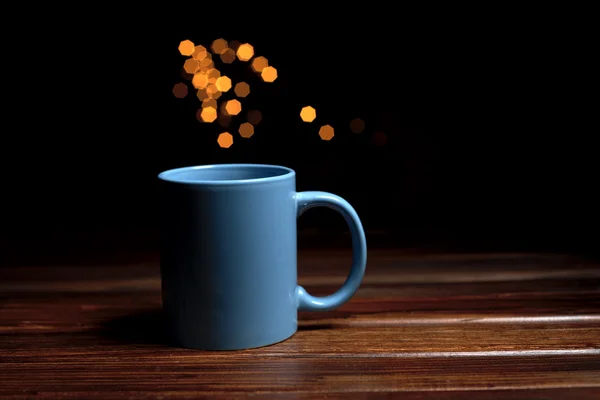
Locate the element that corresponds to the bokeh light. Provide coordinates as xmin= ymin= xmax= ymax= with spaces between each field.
xmin=373 ymin=131 xmax=387 ymax=146
xmin=350 ymin=118 xmax=365 ymax=133
xmin=300 ymin=106 xmax=316 ymax=122
xmin=215 ymin=76 xmax=232 ymax=92
xmin=206 ymin=68 xmax=220 ymax=81
xmin=234 ymin=82 xmax=250 ymax=98
xmin=261 ymin=66 xmax=278 ymax=82
xmin=247 ymin=110 xmax=262 ymax=125
xmin=192 ymin=45 xmax=208 ymax=61
xmin=178 ymin=38 xmax=369 ymax=150
xmin=236 ymin=44 xmax=254 ymax=61
xmin=220 ymin=48 xmax=236 ymax=64
xmin=206 ymin=83 xmax=219 ymax=96
xmin=218 ymin=114 xmax=232 ymax=128
xmin=202 ymin=98 xmax=217 ymax=109
xmin=196 ymin=89 xmax=209 ymax=101
xmin=211 ymin=38 xmax=228 ymax=55
xmin=225 ymin=99 xmax=242 ymax=116
xmin=251 ymin=56 xmax=268 ymax=73
xmin=199 ymin=107 xmax=217 ymax=123
xmin=199 ymin=57 xmax=214 ymax=70
xmin=178 ymin=40 xmax=195 ymax=56
xmin=172 ymin=83 xmax=188 ymax=99
xmin=319 ymin=125 xmax=335 ymax=141
xmin=183 ymin=58 xmax=200 ymax=74
xmin=238 ymin=122 xmax=255 ymax=138
xmin=217 ymin=132 xmax=234 ymax=148
xmin=192 ymin=73 xmax=208 ymax=89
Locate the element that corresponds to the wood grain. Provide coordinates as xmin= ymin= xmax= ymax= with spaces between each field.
xmin=1 ymin=250 xmax=599 ymax=398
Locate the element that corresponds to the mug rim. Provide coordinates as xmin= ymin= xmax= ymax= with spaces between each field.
xmin=158 ymin=163 xmax=295 ymax=186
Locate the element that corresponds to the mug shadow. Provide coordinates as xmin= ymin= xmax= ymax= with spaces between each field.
xmin=98 ymin=309 xmax=173 ymax=346
xmin=297 ymin=323 xmax=335 ymax=331
xmin=98 ymin=309 xmax=338 ymax=345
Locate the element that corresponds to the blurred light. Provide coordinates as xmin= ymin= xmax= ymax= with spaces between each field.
xmin=373 ymin=131 xmax=387 ymax=146
xmin=228 ymin=40 xmax=241 ymax=51
xmin=247 ymin=110 xmax=262 ymax=125
xmin=215 ymin=76 xmax=232 ymax=92
xmin=300 ymin=106 xmax=316 ymax=122
xmin=206 ymin=68 xmax=221 ymax=81
xmin=350 ymin=118 xmax=365 ymax=133
xmin=251 ymin=56 xmax=268 ymax=73
xmin=192 ymin=45 xmax=208 ymax=61
xmin=261 ymin=66 xmax=278 ymax=82
xmin=220 ymin=48 xmax=236 ymax=64
xmin=206 ymin=84 xmax=220 ymax=97
xmin=202 ymin=98 xmax=217 ymax=109
xmin=234 ymin=82 xmax=250 ymax=97
xmin=199 ymin=57 xmax=214 ymax=70
xmin=192 ymin=73 xmax=208 ymax=89
xmin=236 ymin=44 xmax=254 ymax=61
xmin=211 ymin=38 xmax=228 ymax=55
xmin=178 ymin=40 xmax=195 ymax=56
xmin=225 ymin=99 xmax=242 ymax=115
xmin=199 ymin=106 xmax=217 ymax=123
xmin=217 ymin=132 xmax=233 ymax=148
xmin=319 ymin=125 xmax=334 ymax=140
xmin=196 ymin=89 xmax=209 ymax=101
xmin=183 ymin=58 xmax=200 ymax=74
xmin=211 ymin=90 xmax=222 ymax=100
xmin=172 ymin=82 xmax=188 ymax=98
xmin=238 ymin=122 xmax=254 ymax=138
xmin=218 ymin=113 xmax=232 ymax=127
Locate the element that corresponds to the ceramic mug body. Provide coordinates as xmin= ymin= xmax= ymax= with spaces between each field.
xmin=159 ymin=164 xmax=366 ymax=350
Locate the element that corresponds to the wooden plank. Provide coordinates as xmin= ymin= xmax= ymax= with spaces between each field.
xmin=0 ymin=251 xmax=598 ymax=397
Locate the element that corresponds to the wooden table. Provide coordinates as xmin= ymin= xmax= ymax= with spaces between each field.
xmin=1 ymin=249 xmax=599 ymax=399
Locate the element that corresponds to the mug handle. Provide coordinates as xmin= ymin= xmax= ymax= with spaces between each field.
xmin=295 ymin=191 xmax=367 ymax=311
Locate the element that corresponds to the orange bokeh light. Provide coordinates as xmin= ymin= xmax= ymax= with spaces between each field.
xmin=215 ymin=76 xmax=232 ymax=92
xmin=178 ymin=40 xmax=195 ymax=56
xmin=211 ymin=38 xmax=228 ymax=55
xmin=260 ymin=66 xmax=277 ymax=82
xmin=172 ymin=82 xmax=188 ymax=98
xmin=261 ymin=66 xmax=278 ymax=82
xmin=199 ymin=57 xmax=214 ymax=70
xmin=247 ymin=110 xmax=262 ymax=125
xmin=206 ymin=83 xmax=219 ymax=96
xmin=224 ymin=99 xmax=242 ymax=116
xmin=199 ymin=106 xmax=217 ymax=123
xmin=319 ymin=125 xmax=335 ymax=141
xmin=192 ymin=45 xmax=208 ymax=61
xmin=238 ymin=122 xmax=255 ymax=138
xmin=234 ymin=82 xmax=250 ymax=97
xmin=220 ymin=48 xmax=236 ymax=64
xmin=206 ymin=68 xmax=220 ymax=81
xmin=196 ymin=89 xmax=209 ymax=101
xmin=192 ymin=73 xmax=208 ymax=89
xmin=350 ymin=118 xmax=365 ymax=133
xmin=251 ymin=56 xmax=268 ymax=72
xmin=218 ymin=113 xmax=232 ymax=128
xmin=300 ymin=106 xmax=316 ymax=122
xmin=202 ymin=98 xmax=217 ymax=109
xmin=236 ymin=44 xmax=254 ymax=61
xmin=217 ymin=132 xmax=234 ymax=148
xmin=183 ymin=58 xmax=200 ymax=74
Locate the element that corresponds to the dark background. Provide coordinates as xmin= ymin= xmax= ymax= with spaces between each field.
xmin=1 ymin=9 xmax=597 ymax=265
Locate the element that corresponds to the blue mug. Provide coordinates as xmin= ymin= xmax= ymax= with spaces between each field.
xmin=158 ymin=164 xmax=367 ymax=350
